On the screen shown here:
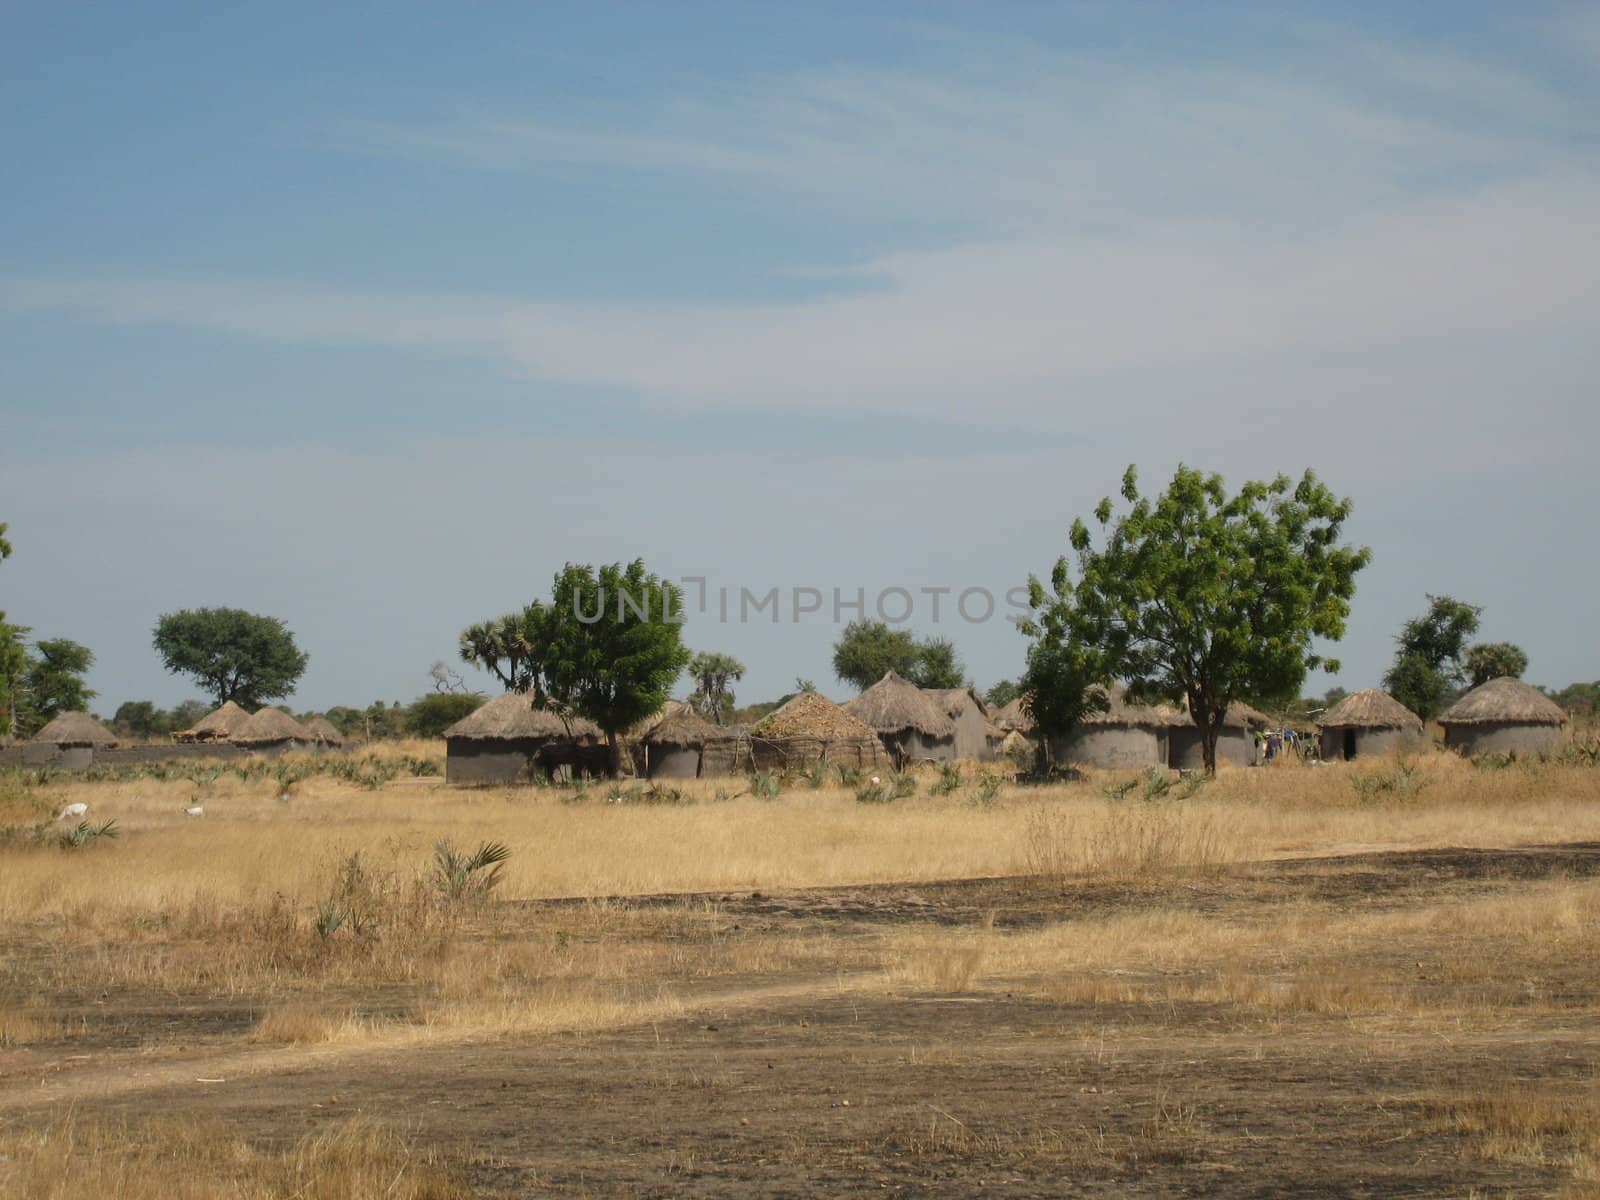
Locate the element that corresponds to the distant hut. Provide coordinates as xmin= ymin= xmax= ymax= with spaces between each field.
xmin=1049 ymin=685 xmax=1177 ymax=769
xmin=845 ymin=672 xmax=958 ymax=765
xmin=1316 ymin=690 xmax=1424 ymax=761
xmin=442 ymin=692 xmax=604 ymax=784
xmin=1439 ymin=677 xmax=1567 ymax=757
xmin=301 ymin=716 xmax=346 ymax=748
xmin=174 ymin=700 xmax=252 ymax=743
xmin=749 ymin=691 xmax=888 ymax=772
xmin=925 ymin=687 xmax=996 ymax=761
xmin=30 ymin=712 xmax=118 ymax=768
xmin=230 ymin=708 xmax=312 ymax=757
xmin=641 ymin=706 xmax=731 ymax=779
xmin=1169 ymin=701 xmax=1271 ymax=769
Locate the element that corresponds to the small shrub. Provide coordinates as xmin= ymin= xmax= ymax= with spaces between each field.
xmin=751 ymin=770 xmax=784 ymax=800
xmin=802 ymin=761 xmax=829 ymax=790
xmin=1351 ymin=761 xmax=1427 ymax=801
xmin=834 ymin=764 xmax=863 ymax=787
xmin=56 ymin=818 xmax=119 ymax=850
xmin=970 ymin=773 xmax=1004 ymax=806
xmin=1141 ymin=768 xmax=1175 ymax=801
xmin=431 ymin=840 xmax=511 ymax=903
xmin=927 ymin=763 xmax=963 ymax=797
xmin=1101 ymin=778 xmax=1138 ymax=801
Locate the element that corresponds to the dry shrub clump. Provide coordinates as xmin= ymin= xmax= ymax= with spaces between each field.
xmin=0 ymin=1116 xmax=466 ymax=1200
xmin=0 ymin=1004 xmax=58 ymax=1046
xmin=1427 ymin=1084 xmax=1600 ymax=1196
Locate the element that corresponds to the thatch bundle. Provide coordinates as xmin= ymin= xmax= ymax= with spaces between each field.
xmin=927 ymin=686 xmax=990 ymax=719
xmin=231 ymin=708 xmax=312 ymax=746
xmin=302 ymin=715 xmax=346 ymax=746
xmin=644 ymin=706 xmax=725 ymax=748
xmin=627 ymin=699 xmax=687 ymax=741
xmin=1170 ymin=699 xmax=1273 ymax=730
xmin=1080 ymin=684 xmax=1185 ymax=728
xmin=751 ymin=692 xmax=875 ymax=741
xmin=31 ymin=711 xmax=118 ymax=747
xmin=441 ymin=692 xmax=601 ymax=742
xmin=174 ymin=699 xmax=253 ymax=743
xmin=844 ymin=672 xmax=956 ymax=737
xmin=1318 ymin=689 xmax=1422 ymax=731
xmin=1439 ymin=677 xmax=1567 ymax=726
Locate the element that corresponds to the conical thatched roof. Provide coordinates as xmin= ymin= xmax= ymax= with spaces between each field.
xmin=1439 ymin=677 xmax=1567 ymax=726
xmin=751 ymin=691 xmax=875 ymax=740
xmin=992 ymin=695 xmax=1035 ymax=734
xmin=1080 ymin=684 xmax=1185 ymax=728
xmin=31 ymin=711 xmax=118 ymax=747
xmin=231 ymin=708 xmax=311 ymax=746
xmin=177 ymin=699 xmax=253 ymax=742
xmin=926 ymin=687 xmax=990 ymax=719
xmin=441 ymin=692 xmax=601 ymax=741
xmin=302 ymin=716 xmax=345 ymax=745
xmin=1317 ymin=689 xmax=1423 ymax=731
xmin=1171 ymin=699 xmax=1274 ymax=730
xmin=644 ymin=706 xmax=726 ymax=748
xmin=627 ymin=699 xmax=687 ymax=740
xmin=845 ymin=672 xmax=957 ymax=738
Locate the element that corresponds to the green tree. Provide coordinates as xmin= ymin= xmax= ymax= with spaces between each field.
xmin=913 ymin=637 xmax=966 ymax=689
xmin=458 ymin=608 xmax=544 ymax=692
xmin=112 ymin=700 xmax=166 ymax=740
xmin=169 ymin=699 xmax=210 ymax=731
xmin=25 ymin=638 xmax=95 ymax=724
xmin=1026 ymin=465 xmax=1369 ymax=773
xmin=1463 ymin=641 xmax=1529 ymax=687
xmin=983 ymin=679 xmax=1021 ymax=710
xmin=152 ymin=608 xmax=308 ymax=706
xmin=362 ymin=700 xmax=407 ymax=740
xmin=0 ymin=616 xmax=29 ymax=740
xmin=1381 ymin=594 xmax=1481 ymax=720
xmin=0 ymin=521 xmax=11 ymax=561
xmin=686 ymin=650 xmax=746 ymax=725
xmin=538 ymin=560 xmax=691 ymax=776
xmin=832 ymin=620 xmax=921 ymax=690
xmin=831 ymin=622 xmax=967 ymax=691
xmin=405 ymin=692 xmax=485 ymax=737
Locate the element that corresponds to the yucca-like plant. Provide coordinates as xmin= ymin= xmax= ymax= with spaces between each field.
xmin=56 ymin=818 xmax=119 ymax=849
xmin=927 ymin=763 xmax=963 ymax=797
xmin=431 ymin=840 xmax=511 ymax=902
xmin=751 ymin=770 xmax=783 ymax=800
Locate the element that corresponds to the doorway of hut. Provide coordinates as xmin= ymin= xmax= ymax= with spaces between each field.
xmin=1342 ymin=729 xmax=1357 ymax=761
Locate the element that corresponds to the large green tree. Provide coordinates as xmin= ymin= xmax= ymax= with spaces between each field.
xmin=539 ymin=560 xmax=691 ymax=776
xmin=152 ymin=608 xmax=309 ymax=706
xmin=983 ymin=679 xmax=1021 ymax=710
xmin=23 ymin=638 xmax=95 ymax=725
xmin=1381 ymin=594 xmax=1480 ymax=720
xmin=686 ymin=650 xmax=746 ymax=725
xmin=1463 ymin=641 xmax=1529 ymax=688
xmin=1026 ymin=465 xmax=1369 ymax=773
xmin=405 ymin=692 xmax=485 ymax=737
xmin=831 ymin=621 xmax=968 ymax=691
xmin=0 ymin=616 xmax=29 ymax=740
xmin=458 ymin=608 xmax=544 ymax=692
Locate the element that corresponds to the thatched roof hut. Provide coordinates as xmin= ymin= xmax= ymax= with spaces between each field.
xmin=174 ymin=699 xmax=252 ymax=743
xmin=442 ymin=692 xmax=605 ymax=784
xmin=845 ymin=672 xmax=957 ymax=764
xmin=627 ymin=699 xmax=687 ymax=741
xmin=31 ymin=712 xmax=118 ymax=747
xmin=1168 ymin=698 xmax=1271 ymax=769
xmin=639 ymin=706 xmax=734 ymax=779
xmin=302 ymin=716 xmax=346 ymax=746
xmin=1316 ymin=689 xmax=1423 ymax=761
xmin=1048 ymin=684 xmax=1178 ymax=769
xmin=749 ymin=691 xmax=887 ymax=772
xmin=1439 ymin=677 xmax=1567 ymax=756
xmin=925 ymin=686 xmax=995 ymax=760
xmin=991 ymin=696 xmax=1035 ymax=735
xmin=231 ymin=708 xmax=312 ymax=749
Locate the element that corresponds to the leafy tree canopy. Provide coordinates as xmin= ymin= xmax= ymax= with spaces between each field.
xmin=25 ymin=638 xmax=95 ymax=725
xmin=152 ymin=608 xmax=308 ymax=707
xmin=1023 ymin=465 xmax=1369 ymax=772
xmin=1463 ymin=641 xmax=1529 ymax=688
xmin=406 ymin=692 xmax=485 ymax=738
xmin=686 ymin=650 xmax=746 ymax=725
xmin=984 ymin=679 xmax=1021 ymax=710
xmin=1394 ymin=595 xmax=1481 ymax=680
xmin=831 ymin=621 xmax=968 ymax=691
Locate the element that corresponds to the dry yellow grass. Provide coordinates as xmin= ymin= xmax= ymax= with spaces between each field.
xmin=0 ymin=1005 xmax=57 ymax=1046
xmin=0 ymin=1115 xmax=466 ymax=1200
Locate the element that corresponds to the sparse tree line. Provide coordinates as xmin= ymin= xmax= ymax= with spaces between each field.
xmin=1 ymin=470 xmax=1585 ymax=772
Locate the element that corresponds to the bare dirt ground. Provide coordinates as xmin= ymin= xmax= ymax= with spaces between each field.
xmin=5 ymin=843 xmax=1600 ymax=1197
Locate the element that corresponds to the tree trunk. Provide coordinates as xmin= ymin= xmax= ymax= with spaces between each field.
xmin=1202 ymin=721 xmax=1219 ymax=775
xmin=606 ymin=732 xmax=623 ymax=779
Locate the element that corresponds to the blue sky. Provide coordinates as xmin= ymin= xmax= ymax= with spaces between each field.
xmin=3 ymin=2 xmax=1597 ymax=712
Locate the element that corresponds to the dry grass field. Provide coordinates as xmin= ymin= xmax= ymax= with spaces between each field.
xmin=3 ymin=744 xmax=1599 ymax=1197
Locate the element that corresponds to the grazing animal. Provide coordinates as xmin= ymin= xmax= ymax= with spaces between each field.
xmin=57 ymin=802 xmax=89 ymax=821
xmin=183 ymin=804 xmax=204 ymax=817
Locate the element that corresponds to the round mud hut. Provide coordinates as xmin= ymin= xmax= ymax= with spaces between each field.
xmin=1048 ymin=685 xmax=1178 ymax=770
xmin=230 ymin=708 xmax=313 ymax=757
xmin=925 ymin=687 xmax=997 ymax=761
xmin=301 ymin=715 xmax=346 ymax=749
xmin=1168 ymin=701 xmax=1271 ymax=769
xmin=749 ymin=691 xmax=888 ymax=772
xmin=844 ymin=672 xmax=958 ymax=766
xmin=1438 ymin=677 xmax=1567 ymax=757
xmin=29 ymin=711 xmax=118 ymax=768
xmin=1315 ymin=690 xmax=1424 ymax=761
xmin=442 ymin=692 xmax=604 ymax=784
xmin=174 ymin=699 xmax=253 ymax=743
xmin=642 ymin=706 xmax=731 ymax=779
